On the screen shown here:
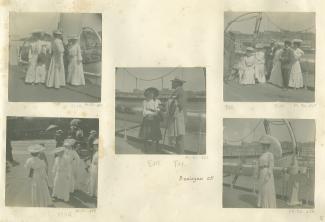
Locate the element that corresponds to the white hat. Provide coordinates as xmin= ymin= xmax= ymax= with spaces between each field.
xmin=63 ymin=138 xmax=76 ymax=147
xmin=246 ymin=47 xmax=254 ymax=51
xmin=53 ymin=30 xmax=62 ymax=35
xmin=93 ymin=139 xmax=99 ymax=145
xmin=292 ymin=39 xmax=303 ymax=44
xmin=255 ymin=43 xmax=263 ymax=49
xmin=259 ymin=135 xmax=282 ymax=158
xmin=28 ymin=144 xmax=45 ymax=153
xmin=51 ymin=147 xmax=65 ymax=154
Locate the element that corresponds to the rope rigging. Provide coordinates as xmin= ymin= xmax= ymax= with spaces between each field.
xmin=123 ymin=67 xmax=179 ymax=82
xmin=225 ymin=120 xmax=263 ymax=143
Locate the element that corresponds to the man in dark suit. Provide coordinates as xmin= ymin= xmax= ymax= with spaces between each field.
xmin=265 ymin=39 xmax=276 ymax=80
xmin=280 ymin=40 xmax=294 ymax=89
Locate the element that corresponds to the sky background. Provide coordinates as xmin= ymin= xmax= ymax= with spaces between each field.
xmin=224 ymin=12 xmax=315 ymax=34
xmin=10 ymin=13 xmax=102 ymax=38
xmin=224 ymin=119 xmax=315 ymax=144
xmin=115 ymin=67 xmax=206 ymax=92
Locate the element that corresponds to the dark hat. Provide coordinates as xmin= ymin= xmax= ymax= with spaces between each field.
xmin=171 ymin=78 xmax=186 ymax=84
xmin=144 ymin=87 xmax=158 ymax=97
xmin=284 ymin=40 xmax=292 ymax=45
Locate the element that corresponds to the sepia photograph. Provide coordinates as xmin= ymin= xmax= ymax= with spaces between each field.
xmin=115 ymin=67 xmax=206 ymax=155
xmin=224 ymin=12 xmax=315 ymax=102
xmin=6 ymin=117 xmax=99 ymax=208
xmin=9 ymin=13 xmax=102 ymax=102
xmin=223 ymin=118 xmax=315 ymax=208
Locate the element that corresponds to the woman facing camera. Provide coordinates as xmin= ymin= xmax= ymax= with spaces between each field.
xmin=67 ymin=36 xmax=85 ymax=86
xmin=257 ymin=135 xmax=278 ymax=208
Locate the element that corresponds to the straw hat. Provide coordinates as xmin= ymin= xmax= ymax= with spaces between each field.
xmin=171 ymin=78 xmax=186 ymax=84
xmin=53 ymin=30 xmax=62 ymax=35
xmin=28 ymin=144 xmax=45 ymax=153
xmin=259 ymin=135 xmax=282 ymax=158
xmin=51 ymin=146 xmax=65 ymax=154
xmin=93 ymin=139 xmax=99 ymax=145
xmin=292 ymin=39 xmax=303 ymax=44
xmin=63 ymin=138 xmax=76 ymax=147
xmin=246 ymin=47 xmax=254 ymax=51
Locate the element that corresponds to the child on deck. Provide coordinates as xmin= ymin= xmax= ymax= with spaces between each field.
xmin=24 ymin=144 xmax=52 ymax=207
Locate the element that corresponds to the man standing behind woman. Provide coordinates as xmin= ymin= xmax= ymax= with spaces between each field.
xmin=46 ymin=30 xmax=66 ymax=89
xmin=280 ymin=40 xmax=294 ymax=89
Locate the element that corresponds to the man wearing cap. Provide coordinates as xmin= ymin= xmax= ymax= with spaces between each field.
xmin=165 ymin=78 xmax=187 ymax=154
xmin=46 ymin=30 xmax=66 ymax=89
xmin=280 ymin=40 xmax=294 ymax=89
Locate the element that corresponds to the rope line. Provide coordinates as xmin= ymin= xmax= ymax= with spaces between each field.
xmin=123 ymin=67 xmax=179 ymax=81
xmin=225 ymin=120 xmax=263 ymax=143
xmin=264 ymin=13 xmax=314 ymax=33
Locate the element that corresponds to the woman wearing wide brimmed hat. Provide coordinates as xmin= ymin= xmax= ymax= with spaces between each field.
xmin=67 ymin=35 xmax=85 ymax=86
xmin=45 ymin=30 xmax=66 ymax=89
xmin=256 ymin=135 xmax=281 ymax=208
xmin=138 ymin=87 xmax=162 ymax=153
xmin=25 ymin=30 xmax=43 ymax=84
xmin=51 ymin=146 xmax=71 ymax=202
xmin=24 ymin=144 xmax=53 ymax=207
xmin=240 ymin=47 xmax=256 ymax=85
xmin=288 ymin=39 xmax=304 ymax=89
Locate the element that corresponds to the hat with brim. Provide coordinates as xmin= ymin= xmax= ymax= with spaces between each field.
xmin=28 ymin=144 xmax=45 ymax=153
xmin=145 ymin=87 xmax=159 ymax=97
xmin=70 ymin=119 xmax=82 ymax=126
xmin=171 ymin=78 xmax=186 ymax=84
xmin=90 ymin=130 xmax=97 ymax=134
xmin=53 ymin=30 xmax=62 ymax=35
xmin=246 ymin=47 xmax=254 ymax=52
xmin=292 ymin=39 xmax=303 ymax=44
xmin=51 ymin=147 xmax=65 ymax=154
xmin=255 ymin=43 xmax=263 ymax=49
xmin=93 ymin=139 xmax=99 ymax=145
xmin=259 ymin=135 xmax=282 ymax=158
xmin=69 ymin=35 xmax=79 ymax=40
xmin=63 ymin=138 xmax=76 ymax=147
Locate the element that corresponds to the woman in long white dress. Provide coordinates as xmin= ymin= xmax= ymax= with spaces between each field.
xmin=88 ymin=139 xmax=98 ymax=197
xmin=257 ymin=135 xmax=277 ymax=208
xmin=269 ymin=43 xmax=284 ymax=87
xmin=288 ymin=39 xmax=304 ymax=89
xmin=67 ymin=36 xmax=85 ymax=86
xmin=240 ymin=47 xmax=256 ymax=85
xmin=25 ymin=32 xmax=42 ymax=84
xmin=52 ymin=147 xmax=71 ymax=202
xmin=254 ymin=44 xmax=266 ymax=83
xmin=46 ymin=30 xmax=66 ymax=89
xmin=24 ymin=144 xmax=52 ymax=207
xmin=63 ymin=138 xmax=80 ymax=193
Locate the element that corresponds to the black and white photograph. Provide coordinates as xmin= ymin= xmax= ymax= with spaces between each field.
xmin=6 ymin=117 xmax=99 ymax=208
xmin=223 ymin=118 xmax=315 ymax=208
xmin=115 ymin=67 xmax=206 ymax=155
xmin=9 ymin=13 xmax=102 ymax=102
xmin=224 ymin=12 xmax=315 ymax=102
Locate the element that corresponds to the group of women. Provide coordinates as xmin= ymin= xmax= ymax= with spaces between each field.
xmin=25 ymin=30 xmax=85 ymax=89
xmin=238 ymin=39 xmax=305 ymax=89
xmin=24 ymin=137 xmax=98 ymax=207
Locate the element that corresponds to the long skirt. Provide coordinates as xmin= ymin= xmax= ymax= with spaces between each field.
xmin=46 ymin=55 xmax=66 ymax=88
xmin=269 ymin=61 xmax=283 ymax=87
xmin=240 ymin=67 xmax=255 ymax=85
xmin=30 ymin=177 xmax=52 ymax=207
xmin=35 ymin=64 xmax=47 ymax=83
xmin=255 ymin=64 xmax=266 ymax=83
xmin=288 ymin=61 xmax=304 ymax=88
xmin=257 ymin=168 xmax=276 ymax=208
xmin=67 ymin=59 xmax=85 ymax=86
xmin=25 ymin=55 xmax=38 ymax=83
xmin=52 ymin=171 xmax=70 ymax=202
xmin=88 ymin=165 xmax=98 ymax=197
xmin=138 ymin=116 xmax=162 ymax=141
